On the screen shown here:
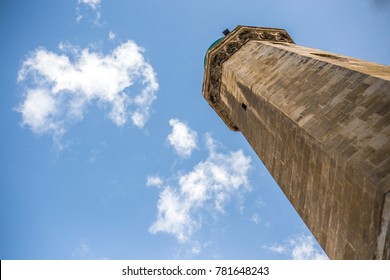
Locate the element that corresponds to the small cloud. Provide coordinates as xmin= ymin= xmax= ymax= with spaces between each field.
xmin=266 ymin=245 xmax=286 ymax=254
xmin=88 ymin=141 xmax=106 ymax=163
xmin=79 ymin=0 xmax=101 ymax=10
xmin=251 ymin=213 xmax=261 ymax=224
xmin=89 ymin=149 xmax=99 ymax=163
xmin=16 ymin=40 xmax=158 ymax=147
xmin=73 ymin=241 xmax=108 ymax=260
xmin=264 ymin=234 xmax=328 ymax=260
xmin=173 ymin=241 xmax=210 ymax=259
xmin=149 ymin=133 xmax=251 ymax=243
xmin=255 ymin=197 xmax=267 ymax=208
xmin=289 ymin=235 xmax=328 ymax=260
xmin=76 ymin=14 xmax=83 ymax=22
xmin=167 ymin=119 xmax=198 ymax=158
xmin=146 ymin=175 xmax=163 ymax=187
xmin=73 ymin=243 xmax=92 ymax=259
xmin=77 ymin=0 xmax=102 ymax=24
xmin=190 ymin=242 xmax=201 ymax=255
xmin=108 ymin=31 xmax=116 ymax=40
xmin=204 ymin=132 xmax=219 ymax=152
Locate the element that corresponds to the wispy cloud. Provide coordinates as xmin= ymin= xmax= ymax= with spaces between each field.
xmin=264 ymin=234 xmax=328 ymax=260
xmin=266 ymin=244 xmax=286 ymax=254
xmin=108 ymin=31 xmax=116 ymax=41
xmin=79 ymin=0 xmax=101 ymax=10
xmin=73 ymin=243 xmax=92 ymax=259
xmin=76 ymin=0 xmax=102 ymax=24
xmin=72 ymin=241 xmax=109 ymax=260
xmin=251 ymin=213 xmax=261 ymax=224
xmin=167 ymin=119 xmax=198 ymax=158
xmin=146 ymin=175 xmax=163 ymax=187
xmin=149 ymin=130 xmax=252 ymax=243
xmin=17 ymin=40 xmax=158 ymax=147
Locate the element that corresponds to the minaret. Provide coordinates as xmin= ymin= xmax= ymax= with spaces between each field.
xmin=202 ymin=25 xmax=390 ymax=259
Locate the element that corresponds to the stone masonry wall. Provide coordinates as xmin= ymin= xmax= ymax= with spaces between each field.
xmin=219 ymin=40 xmax=390 ymax=259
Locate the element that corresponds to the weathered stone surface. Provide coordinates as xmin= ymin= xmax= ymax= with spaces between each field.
xmin=203 ymin=26 xmax=390 ymax=259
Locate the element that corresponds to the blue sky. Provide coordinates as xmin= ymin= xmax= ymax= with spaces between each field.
xmin=1 ymin=0 xmax=389 ymax=260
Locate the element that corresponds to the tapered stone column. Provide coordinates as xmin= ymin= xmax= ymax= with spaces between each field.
xmin=202 ymin=25 xmax=390 ymax=259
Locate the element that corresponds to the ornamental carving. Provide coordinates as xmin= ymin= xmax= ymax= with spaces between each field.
xmin=203 ymin=26 xmax=295 ymax=130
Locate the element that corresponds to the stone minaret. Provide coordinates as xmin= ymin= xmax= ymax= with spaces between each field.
xmin=202 ymin=25 xmax=390 ymax=259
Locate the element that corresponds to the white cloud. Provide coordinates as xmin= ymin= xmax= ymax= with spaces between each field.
xmin=149 ymin=133 xmax=251 ymax=243
xmin=108 ymin=31 xmax=116 ymax=40
xmin=77 ymin=0 xmax=102 ymax=24
xmin=289 ymin=235 xmax=328 ymax=260
xmin=89 ymin=149 xmax=99 ymax=163
xmin=264 ymin=234 xmax=328 ymax=260
xmin=18 ymin=88 xmax=59 ymax=134
xmin=73 ymin=243 xmax=92 ymax=259
xmin=72 ymin=241 xmax=109 ymax=260
xmin=79 ymin=0 xmax=101 ymax=10
xmin=146 ymin=175 xmax=163 ymax=187
xmin=77 ymin=244 xmax=90 ymax=256
xmin=167 ymin=119 xmax=198 ymax=158
xmin=17 ymin=40 xmax=158 ymax=144
xmin=267 ymin=245 xmax=286 ymax=254
xmin=190 ymin=242 xmax=201 ymax=255
xmin=251 ymin=213 xmax=261 ymax=224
